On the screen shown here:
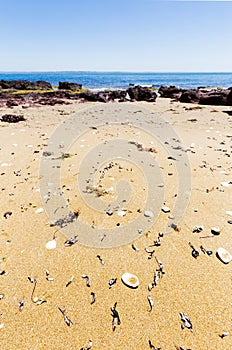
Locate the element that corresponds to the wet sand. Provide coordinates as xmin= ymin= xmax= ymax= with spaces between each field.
xmin=0 ymin=98 xmax=231 ymax=349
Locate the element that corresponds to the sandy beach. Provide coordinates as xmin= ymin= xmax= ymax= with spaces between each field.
xmin=0 ymin=98 xmax=231 ymax=350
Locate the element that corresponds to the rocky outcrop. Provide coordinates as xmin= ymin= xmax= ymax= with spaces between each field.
xmin=158 ymin=85 xmax=186 ymax=99
xmin=159 ymin=85 xmax=232 ymax=106
xmin=58 ymin=82 xmax=82 ymax=91
xmin=0 ymin=80 xmax=52 ymax=90
xmin=126 ymin=86 xmax=157 ymax=102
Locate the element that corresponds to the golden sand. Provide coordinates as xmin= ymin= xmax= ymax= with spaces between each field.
xmin=0 ymin=99 xmax=231 ymax=349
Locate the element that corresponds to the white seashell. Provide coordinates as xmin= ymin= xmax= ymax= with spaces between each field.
xmin=0 ymin=324 xmax=4 ymax=329
xmin=121 ymin=272 xmax=139 ymax=288
xmin=117 ymin=210 xmax=126 ymax=217
xmin=33 ymin=297 xmax=39 ymax=303
xmin=221 ymin=181 xmax=231 ymax=187
xmin=35 ymin=207 xmax=44 ymax=214
xmin=144 ymin=210 xmax=153 ymax=218
xmin=45 ymin=239 xmax=56 ymax=250
xmin=226 ymin=211 xmax=232 ymax=217
xmin=216 ymin=247 xmax=232 ymax=264
xmin=161 ymin=205 xmax=170 ymax=213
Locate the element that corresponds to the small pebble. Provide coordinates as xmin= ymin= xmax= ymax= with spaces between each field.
xmin=45 ymin=239 xmax=57 ymax=250
xmin=144 ymin=210 xmax=153 ymax=218
xmin=161 ymin=205 xmax=170 ymax=213
xmin=211 ymin=226 xmax=220 ymax=235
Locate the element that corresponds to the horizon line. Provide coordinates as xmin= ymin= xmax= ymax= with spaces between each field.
xmin=0 ymin=70 xmax=232 ymax=74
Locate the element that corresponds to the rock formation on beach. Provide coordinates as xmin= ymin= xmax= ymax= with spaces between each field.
xmin=0 ymin=80 xmax=232 ymax=107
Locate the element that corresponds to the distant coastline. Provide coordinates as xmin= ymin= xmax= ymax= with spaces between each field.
xmin=0 ymin=72 xmax=231 ymax=90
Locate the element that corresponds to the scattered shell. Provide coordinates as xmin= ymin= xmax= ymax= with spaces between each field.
xmin=192 ymin=225 xmax=204 ymax=233
xmin=35 ymin=207 xmax=44 ymax=214
xmin=226 ymin=210 xmax=232 ymax=216
xmin=45 ymin=239 xmax=57 ymax=250
xmin=161 ymin=205 xmax=170 ymax=213
xmin=211 ymin=226 xmax=220 ymax=235
xmin=144 ymin=210 xmax=153 ymax=218
xmin=0 ymin=324 xmax=4 ymax=329
xmin=216 ymin=247 xmax=232 ymax=264
xmin=117 ymin=210 xmax=126 ymax=217
xmin=121 ymin=272 xmax=139 ymax=289
xmin=220 ymin=181 xmax=231 ymax=187
xmin=0 ymin=294 xmax=4 ymax=300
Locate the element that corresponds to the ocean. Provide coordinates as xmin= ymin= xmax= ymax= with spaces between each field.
xmin=0 ymin=72 xmax=231 ymax=90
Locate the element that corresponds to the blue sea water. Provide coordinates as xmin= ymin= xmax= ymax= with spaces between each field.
xmin=0 ymin=72 xmax=232 ymax=90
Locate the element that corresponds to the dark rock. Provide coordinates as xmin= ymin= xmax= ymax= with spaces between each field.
xmin=179 ymin=89 xmax=201 ymax=103
xmin=226 ymin=89 xmax=232 ymax=105
xmin=126 ymin=86 xmax=157 ymax=102
xmin=0 ymin=80 xmax=52 ymax=90
xmin=199 ymin=90 xmax=229 ymax=105
xmin=0 ymin=114 xmax=26 ymax=123
xmin=78 ymin=91 xmax=98 ymax=102
xmin=58 ymin=82 xmax=82 ymax=91
xmin=158 ymin=85 xmax=186 ymax=99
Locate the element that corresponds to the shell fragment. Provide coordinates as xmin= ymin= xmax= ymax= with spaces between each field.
xmin=216 ymin=247 xmax=232 ymax=264
xmin=121 ymin=272 xmax=139 ymax=289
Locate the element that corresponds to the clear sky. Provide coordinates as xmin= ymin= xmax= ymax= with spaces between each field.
xmin=0 ymin=0 xmax=231 ymax=72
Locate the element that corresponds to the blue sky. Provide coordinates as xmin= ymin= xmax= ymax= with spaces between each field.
xmin=0 ymin=0 xmax=231 ymax=72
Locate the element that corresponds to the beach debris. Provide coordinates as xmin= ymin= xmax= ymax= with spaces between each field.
xmin=58 ymin=306 xmax=73 ymax=326
xmin=220 ymin=181 xmax=231 ymax=187
xmin=149 ymin=236 xmax=161 ymax=247
xmin=0 ymin=114 xmax=26 ymax=123
xmin=28 ymin=276 xmax=36 ymax=284
xmin=90 ymin=292 xmax=96 ymax=305
xmin=0 ymin=294 xmax=4 ymax=300
xmin=106 ymin=209 xmax=113 ymax=216
xmin=149 ymin=340 xmax=161 ymax=349
xmin=144 ymin=210 xmax=154 ymax=218
xmin=147 ymin=295 xmax=154 ymax=312
xmin=155 ymin=257 xmax=165 ymax=276
xmin=219 ymin=331 xmax=229 ymax=338
xmin=111 ymin=302 xmax=121 ymax=331
xmin=226 ymin=210 xmax=232 ymax=216
xmin=66 ymin=275 xmax=74 ymax=287
xmin=200 ymin=245 xmax=213 ymax=256
xmin=188 ymin=242 xmax=199 ymax=259
xmin=96 ymin=255 xmax=105 ymax=265
xmin=121 ymin=272 xmax=139 ymax=288
xmin=50 ymin=211 xmax=78 ymax=228
xmin=171 ymin=222 xmax=181 ymax=232
xmin=109 ymin=278 xmax=117 ymax=289
xmin=132 ymin=244 xmax=140 ymax=252
xmin=148 ymin=269 xmax=160 ymax=291
xmin=45 ymin=239 xmax=57 ymax=250
xmin=80 ymin=339 xmax=93 ymax=350
xmin=82 ymin=275 xmax=91 ymax=287
xmin=180 ymin=312 xmax=193 ymax=330
xmin=35 ymin=207 xmax=44 ymax=214
xmin=0 ymin=270 xmax=6 ymax=275
xmin=216 ymin=247 xmax=232 ymax=264
xmin=45 ymin=270 xmax=55 ymax=281
xmin=19 ymin=297 xmax=24 ymax=312
xmin=117 ymin=210 xmax=126 ymax=217
xmin=211 ymin=226 xmax=220 ymax=235
xmin=64 ymin=235 xmax=79 ymax=247
xmin=3 ymin=211 xmax=12 ymax=219
xmin=192 ymin=225 xmax=204 ymax=233
xmin=161 ymin=205 xmax=170 ymax=213
xmin=145 ymin=248 xmax=155 ymax=259
xmin=128 ymin=141 xmax=157 ymax=153
xmin=138 ymin=228 xmax=143 ymax=234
